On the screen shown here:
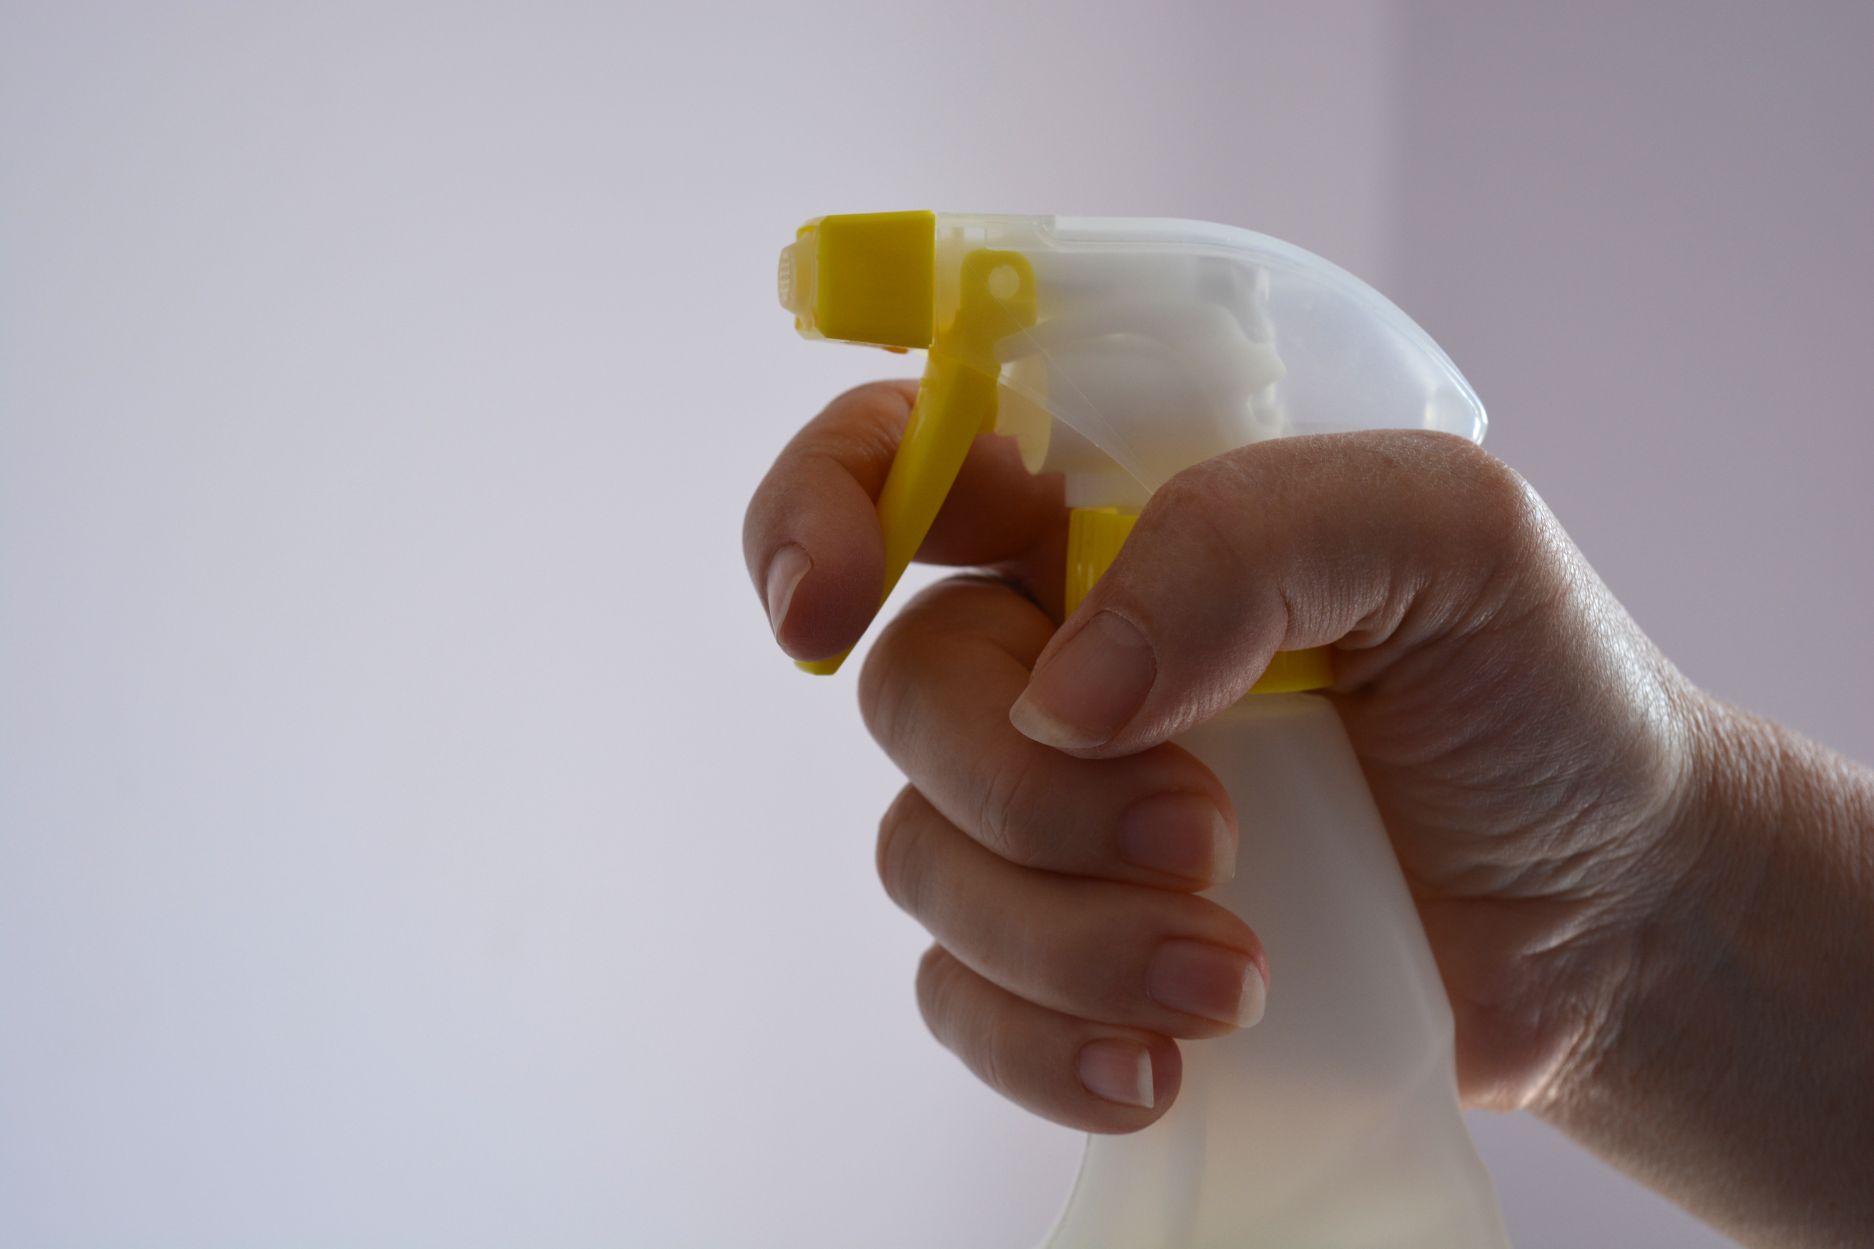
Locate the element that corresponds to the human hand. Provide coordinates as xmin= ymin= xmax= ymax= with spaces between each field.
xmin=744 ymin=380 xmax=1699 ymax=1131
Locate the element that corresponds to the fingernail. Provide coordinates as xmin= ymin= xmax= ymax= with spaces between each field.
xmin=1147 ymin=939 xmax=1266 ymax=1028
xmin=1077 ymin=1039 xmax=1155 ymax=1109
xmin=765 ymin=543 xmax=811 ymax=638
xmin=1009 ymin=610 xmax=1155 ymax=750
xmin=1117 ymin=794 xmax=1235 ymax=884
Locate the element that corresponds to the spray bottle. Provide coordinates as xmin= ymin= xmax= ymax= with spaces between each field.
xmin=776 ymin=211 xmax=1510 ymax=1249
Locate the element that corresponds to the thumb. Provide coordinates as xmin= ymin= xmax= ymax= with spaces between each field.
xmin=1008 ymin=430 xmax=1542 ymax=757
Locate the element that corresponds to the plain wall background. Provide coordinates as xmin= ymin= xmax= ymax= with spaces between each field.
xmin=1394 ymin=2 xmax=1874 ymax=766
xmin=2 ymin=3 xmax=1867 ymax=1246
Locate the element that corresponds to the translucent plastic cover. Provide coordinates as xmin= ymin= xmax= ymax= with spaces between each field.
xmin=1045 ymin=697 xmax=1509 ymax=1248
xmin=929 ymin=214 xmax=1485 ymax=505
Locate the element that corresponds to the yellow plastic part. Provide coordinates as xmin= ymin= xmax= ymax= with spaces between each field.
xmin=1066 ymin=506 xmax=1334 ymax=695
xmin=786 ymin=216 xmax=1325 ymax=691
xmin=808 ymin=211 xmax=936 ymax=349
xmin=797 ymin=238 xmax=1038 ymax=675
xmin=1064 ymin=507 xmax=1140 ymax=616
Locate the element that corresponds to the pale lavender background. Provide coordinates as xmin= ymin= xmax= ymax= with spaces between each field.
xmin=2 ymin=3 xmax=1868 ymax=1247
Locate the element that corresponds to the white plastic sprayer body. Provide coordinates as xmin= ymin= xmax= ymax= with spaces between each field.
xmin=780 ymin=213 xmax=1509 ymax=1247
xmin=1048 ymin=695 xmax=1508 ymax=1248
xmin=978 ymin=215 xmax=1508 ymax=1249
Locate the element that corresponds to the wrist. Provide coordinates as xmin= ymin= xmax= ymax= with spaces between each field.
xmin=1530 ymin=687 xmax=1874 ymax=1244
xmin=1529 ymin=680 xmax=1749 ymax=1119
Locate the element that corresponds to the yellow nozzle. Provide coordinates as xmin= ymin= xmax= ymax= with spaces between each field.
xmin=779 ymin=211 xmax=935 ymax=348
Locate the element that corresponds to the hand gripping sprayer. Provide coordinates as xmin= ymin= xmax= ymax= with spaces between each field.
xmin=776 ymin=211 xmax=1510 ymax=1249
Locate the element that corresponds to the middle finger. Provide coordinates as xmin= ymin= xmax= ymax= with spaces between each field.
xmin=860 ymin=576 xmax=1238 ymax=888
xmin=877 ymin=786 xmax=1268 ymax=1038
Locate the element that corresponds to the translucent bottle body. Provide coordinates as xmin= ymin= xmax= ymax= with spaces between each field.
xmin=1043 ymin=694 xmax=1508 ymax=1249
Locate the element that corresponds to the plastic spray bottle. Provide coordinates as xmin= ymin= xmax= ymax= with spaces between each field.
xmin=776 ymin=211 xmax=1510 ymax=1249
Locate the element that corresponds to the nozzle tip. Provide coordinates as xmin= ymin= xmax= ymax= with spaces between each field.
xmin=776 ymin=243 xmax=799 ymax=314
xmin=777 ymin=212 xmax=934 ymax=348
xmin=778 ymin=236 xmax=817 ymax=331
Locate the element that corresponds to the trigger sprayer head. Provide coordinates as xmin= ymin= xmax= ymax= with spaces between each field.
xmin=775 ymin=211 xmax=1486 ymax=681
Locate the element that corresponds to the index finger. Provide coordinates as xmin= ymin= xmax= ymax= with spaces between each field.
xmin=743 ymin=380 xmax=1066 ymax=663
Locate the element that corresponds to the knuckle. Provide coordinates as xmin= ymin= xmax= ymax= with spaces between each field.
xmin=915 ymin=949 xmax=1042 ymax=1113
xmin=1137 ymin=460 xmax=1270 ymax=630
xmin=914 ymin=945 xmax=963 ymax=1040
xmin=857 ymin=610 xmax=920 ymax=753
xmin=1443 ymin=437 xmax=1562 ymax=599
xmin=973 ymin=747 xmax=1051 ymax=868
xmin=1149 ymin=460 xmax=1250 ymax=563
xmin=857 ymin=576 xmax=997 ymax=753
xmin=829 ymin=378 xmax=917 ymax=419
xmin=973 ymin=1011 xmax=1017 ymax=1100
xmin=874 ymin=788 xmax=925 ymax=914
xmin=822 ymin=382 xmax=916 ymax=460
xmin=1414 ymin=432 xmax=1546 ymax=551
xmin=1388 ymin=431 xmax=1561 ymax=614
xmin=1485 ymin=468 xmax=1555 ymax=571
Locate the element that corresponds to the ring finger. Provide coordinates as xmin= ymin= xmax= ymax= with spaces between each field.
xmin=877 ymin=786 xmax=1268 ymax=1039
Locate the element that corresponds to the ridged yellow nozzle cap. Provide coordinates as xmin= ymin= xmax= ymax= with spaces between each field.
xmin=778 ymin=211 xmax=936 ymax=350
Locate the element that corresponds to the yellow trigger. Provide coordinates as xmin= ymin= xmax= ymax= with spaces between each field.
xmin=797 ymin=247 xmax=1037 ymax=675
